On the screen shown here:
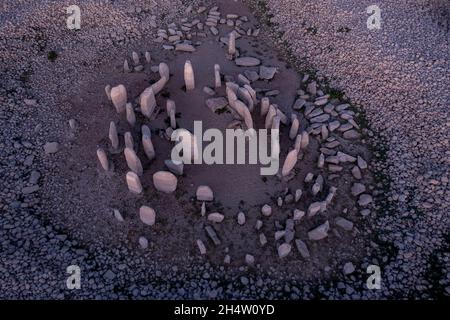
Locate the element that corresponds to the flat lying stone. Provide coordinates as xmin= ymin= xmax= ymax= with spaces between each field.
xmin=175 ymin=43 xmax=196 ymax=52
xmin=235 ymin=57 xmax=261 ymax=67
xmin=335 ymin=217 xmax=354 ymax=231
xmin=278 ymin=243 xmax=292 ymax=258
xmin=164 ymin=160 xmax=184 ymax=175
xmin=208 ymin=212 xmax=224 ymax=223
xmin=351 ymin=183 xmax=366 ymax=196
xmin=44 ymin=142 xmax=59 ymax=154
xmin=358 ymin=194 xmax=373 ymax=206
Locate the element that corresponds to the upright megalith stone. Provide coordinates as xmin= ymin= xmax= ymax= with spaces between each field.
xmin=184 ymin=60 xmax=195 ymax=90
xmin=124 ymin=132 xmax=134 ymax=150
xmin=214 ymin=64 xmax=221 ymax=88
xmin=110 ymin=85 xmax=127 ymax=113
xmin=260 ymin=97 xmax=270 ymax=116
xmin=139 ymin=206 xmax=156 ymax=226
xmin=300 ymin=131 xmax=309 ymax=150
xmin=124 ymin=59 xmax=131 ymax=73
xmin=126 ymin=103 xmax=136 ymax=126
xmin=289 ymin=114 xmax=299 ymax=140
xmin=96 ymin=148 xmax=109 ymax=171
xmin=228 ymin=31 xmax=236 ymax=55
xmin=109 ymin=121 xmax=119 ymax=150
xmin=124 ymin=147 xmax=143 ymax=176
xmin=132 ymin=51 xmax=139 ymax=65
xmin=140 ymin=87 xmax=157 ymax=119
xmin=104 ymin=85 xmax=112 ymax=101
xmin=153 ymin=171 xmax=177 ymax=193
xmin=281 ymin=149 xmax=298 ymax=177
xmin=196 ymin=185 xmax=214 ymax=201
xmin=126 ymin=171 xmax=143 ymax=194
xmin=159 ymin=62 xmax=170 ymax=80
xmin=145 ymin=51 xmax=151 ymax=63
xmin=265 ymin=105 xmax=277 ymax=129
xmin=142 ymin=126 xmax=155 ymax=161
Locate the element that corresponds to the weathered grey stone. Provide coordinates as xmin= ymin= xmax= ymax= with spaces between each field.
xmin=176 ymin=43 xmax=196 ymax=52
xmin=358 ymin=194 xmax=373 ymax=206
xmin=105 ymin=85 xmax=112 ymax=101
xmin=205 ymin=225 xmax=221 ymax=245
xmin=206 ymin=97 xmax=228 ymax=112
xmin=352 ymin=166 xmax=362 ymax=179
xmin=307 ymin=202 xmax=322 ymax=217
xmin=44 ymin=142 xmax=59 ymax=154
xmin=351 ymin=183 xmax=366 ymax=196
xmin=357 ymin=155 xmax=368 ymax=169
xmin=292 ymin=98 xmax=306 ymax=110
xmin=228 ymin=31 xmax=236 ymax=55
xmin=196 ymin=239 xmax=207 ymax=255
xmin=139 ymin=237 xmax=148 ymax=249
xmin=295 ymin=189 xmax=303 ymax=202
xmin=308 ymin=221 xmax=330 ymax=240
xmin=259 ymin=66 xmax=277 ymax=80
xmin=214 ymin=64 xmax=221 ymax=88
xmin=293 ymin=209 xmax=305 ymax=221
xmin=343 ymin=129 xmax=361 ymax=139
xmin=289 ymin=114 xmax=299 ymax=140
xmin=278 ymin=243 xmax=292 ymax=258
xmin=343 ymin=262 xmax=355 ymax=275
xmin=259 ymin=233 xmax=267 ymax=246
xmin=109 ymin=121 xmax=119 ymax=150
xmin=335 ymin=217 xmax=354 ymax=231
xmin=124 ymin=132 xmax=133 ymax=150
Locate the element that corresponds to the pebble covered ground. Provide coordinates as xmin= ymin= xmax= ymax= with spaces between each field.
xmin=0 ymin=0 xmax=448 ymax=299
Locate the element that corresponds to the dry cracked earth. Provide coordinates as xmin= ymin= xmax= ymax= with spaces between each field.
xmin=0 ymin=0 xmax=448 ymax=299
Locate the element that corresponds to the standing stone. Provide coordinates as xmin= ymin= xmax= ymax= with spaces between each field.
xmin=317 ymin=153 xmax=325 ymax=169
xmin=105 ymin=85 xmax=112 ymax=101
xmin=265 ymin=105 xmax=277 ymax=129
xmin=196 ymin=239 xmax=207 ymax=255
xmin=140 ymin=87 xmax=157 ymax=118
xmin=109 ymin=121 xmax=119 ymax=150
xmin=205 ymin=225 xmax=221 ymax=245
xmin=196 ymin=185 xmax=214 ymax=201
xmin=308 ymin=221 xmax=330 ymax=240
xmin=139 ymin=206 xmax=156 ymax=226
xmin=124 ymin=59 xmax=131 ymax=73
xmin=237 ymin=212 xmax=246 ymax=225
xmin=124 ymin=132 xmax=134 ymax=150
xmin=343 ymin=262 xmax=355 ymax=275
xmin=153 ymin=171 xmax=177 ymax=193
xmin=260 ymin=97 xmax=270 ymax=116
xmin=145 ymin=51 xmax=151 ymax=63
xmin=300 ymin=131 xmax=309 ymax=150
xmin=184 ymin=60 xmax=195 ymax=90
xmin=132 ymin=51 xmax=139 ymax=65
xmin=261 ymin=204 xmax=272 ymax=216
xmin=110 ymin=85 xmax=127 ymax=113
xmin=201 ymin=202 xmax=206 ymax=216
xmin=289 ymin=114 xmax=299 ymax=140
xmin=126 ymin=103 xmax=136 ymax=126
xmin=295 ymin=189 xmax=302 ymax=202
xmin=214 ymin=64 xmax=221 ymax=88
xmin=96 ymin=148 xmax=109 ymax=171
xmin=281 ymin=149 xmax=298 ymax=177
xmin=278 ymin=243 xmax=292 ymax=258
xmin=142 ymin=127 xmax=155 ymax=160
xmin=124 ymin=147 xmax=143 ymax=176
xmin=228 ymin=31 xmax=236 ymax=55
xmin=159 ymin=62 xmax=170 ymax=80
xmin=126 ymin=171 xmax=143 ymax=194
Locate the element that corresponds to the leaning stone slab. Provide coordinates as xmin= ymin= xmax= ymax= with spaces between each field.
xmin=295 ymin=239 xmax=310 ymax=259
xmin=205 ymin=225 xmax=221 ymax=245
xmin=206 ymin=97 xmax=228 ymax=112
xmin=110 ymin=85 xmax=127 ymax=113
xmin=126 ymin=171 xmax=143 ymax=194
xmin=124 ymin=147 xmax=143 ymax=176
xmin=164 ymin=160 xmax=184 ymax=175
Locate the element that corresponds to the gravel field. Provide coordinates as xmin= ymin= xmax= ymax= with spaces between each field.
xmin=0 ymin=0 xmax=448 ymax=299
